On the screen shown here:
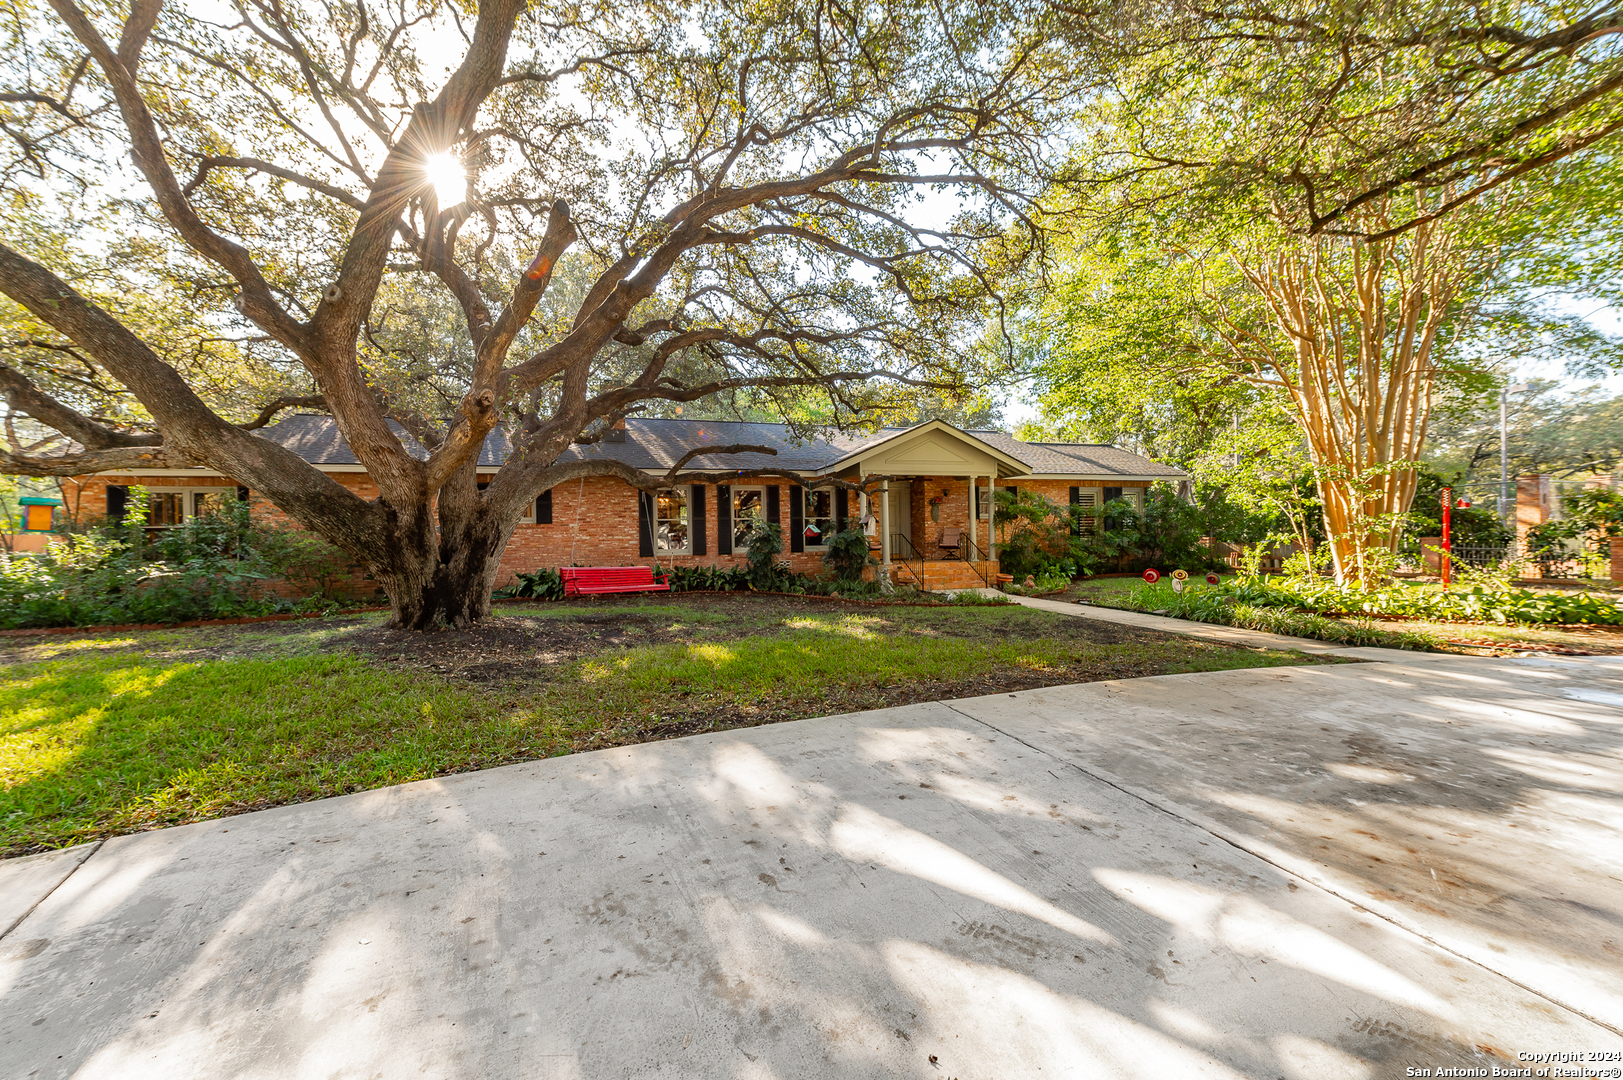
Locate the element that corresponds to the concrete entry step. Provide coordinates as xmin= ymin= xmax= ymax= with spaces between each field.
xmin=891 ymin=560 xmax=996 ymax=590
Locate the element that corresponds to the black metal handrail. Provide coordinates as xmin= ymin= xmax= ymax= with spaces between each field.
xmin=958 ymin=534 xmax=995 ymax=588
xmin=889 ymin=532 xmax=927 ymax=591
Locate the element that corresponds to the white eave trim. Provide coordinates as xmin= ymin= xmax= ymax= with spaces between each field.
xmin=82 ymin=463 xmax=375 ymax=478
xmin=1018 ymin=473 xmax=1185 ymax=482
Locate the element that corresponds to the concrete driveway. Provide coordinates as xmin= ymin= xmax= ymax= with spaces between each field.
xmin=3 ymin=604 xmax=1621 ymax=1078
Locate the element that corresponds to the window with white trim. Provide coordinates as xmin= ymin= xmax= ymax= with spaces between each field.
xmin=144 ymin=487 xmax=231 ymax=527
xmin=802 ymin=488 xmax=836 ymax=549
xmin=656 ymin=486 xmax=691 ymax=554
xmin=731 ymin=486 xmax=764 ymax=549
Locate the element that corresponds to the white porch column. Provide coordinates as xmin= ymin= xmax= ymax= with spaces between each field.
xmin=967 ymin=475 xmax=976 ymax=560
xmin=986 ymin=476 xmax=995 ymax=566
xmin=880 ymin=479 xmax=891 ymax=567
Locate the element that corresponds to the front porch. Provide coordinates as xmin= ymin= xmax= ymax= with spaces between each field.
xmin=814 ymin=420 xmax=1039 ymax=591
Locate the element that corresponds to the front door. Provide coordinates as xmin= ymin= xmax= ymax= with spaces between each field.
xmin=887 ymin=482 xmax=912 ymax=551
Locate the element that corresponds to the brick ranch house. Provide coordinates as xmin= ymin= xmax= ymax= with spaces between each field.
xmin=64 ymin=416 xmax=1187 ymax=592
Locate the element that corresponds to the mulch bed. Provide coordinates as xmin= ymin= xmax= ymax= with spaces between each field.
xmin=0 ymin=591 xmax=1177 ymax=674
xmin=355 ymin=592 xmax=1170 ymax=684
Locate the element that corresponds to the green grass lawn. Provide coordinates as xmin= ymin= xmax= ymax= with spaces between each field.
xmin=0 ymin=594 xmax=1322 ymax=855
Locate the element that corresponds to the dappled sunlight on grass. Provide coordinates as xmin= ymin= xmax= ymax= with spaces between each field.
xmin=11 ymin=635 xmax=144 ymax=660
xmin=783 ymin=615 xmax=884 ymax=639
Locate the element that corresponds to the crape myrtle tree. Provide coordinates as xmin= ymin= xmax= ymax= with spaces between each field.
xmin=1027 ymin=0 xmax=1623 ymax=584
xmin=0 ymin=0 xmax=1079 ymax=627
xmin=1027 ymin=182 xmax=1623 ymax=585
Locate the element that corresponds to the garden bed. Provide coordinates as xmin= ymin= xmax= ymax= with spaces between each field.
xmin=1066 ymin=575 xmax=1623 ymax=654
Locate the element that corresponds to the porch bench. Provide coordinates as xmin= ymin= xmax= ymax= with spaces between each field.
xmin=561 ymin=566 xmax=672 ymax=596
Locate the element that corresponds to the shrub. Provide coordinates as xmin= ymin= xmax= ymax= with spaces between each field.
xmin=822 ymin=527 xmax=874 ymax=584
xmin=1196 ymin=576 xmax=1623 ymax=627
xmin=744 ymin=520 xmax=794 ymax=591
xmin=1122 ymin=581 xmax=1440 ymax=649
xmin=497 ymin=567 xmax=565 ymax=600
xmin=666 ymin=564 xmax=751 ymax=592
xmin=994 ymin=489 xmax=1078 ymax=580
xmin=0 ymin=492 xmax=354 ymax=629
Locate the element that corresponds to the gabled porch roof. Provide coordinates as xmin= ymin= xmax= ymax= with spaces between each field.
xmin=815 ymin=419 xmax=1031 ymax=479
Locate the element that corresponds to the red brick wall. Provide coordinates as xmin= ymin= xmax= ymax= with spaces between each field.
xmin=496 ymin=477 xmax=828 ymax=586
xmin=64 ymin=469 xmax=1156 ymax=591
xmin=905 ymin=477 xmax=984 ymax=558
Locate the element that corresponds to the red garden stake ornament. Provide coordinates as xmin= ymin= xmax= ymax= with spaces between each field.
xmin=1206 ymin=572 xmax=1220 ymax=585
xmin=1143 ymin=568 xmax=1160 ymax=584
xmin=1439 ymin=487 xmax=1471 ymax=586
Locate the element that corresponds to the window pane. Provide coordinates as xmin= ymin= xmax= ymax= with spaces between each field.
xmin=149 ymin=492 xmax=184 ymax=527
xmin=804 ymin=488 xmax=835 ymax=547
xmin=656 ymin=488 xmax=689 ymax=552
xmin=733 ymin=488 xmax=763 ymax=547
xmin=193 ymin=490 xmax=223 ymax=516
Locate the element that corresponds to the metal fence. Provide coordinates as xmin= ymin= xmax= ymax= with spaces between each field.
xmin=1398 ymin=540 xmax=1596 ymax=580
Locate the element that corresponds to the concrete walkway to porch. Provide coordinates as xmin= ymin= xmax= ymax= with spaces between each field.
xmin=2 ymin=599 xmax=1620 ymax=1076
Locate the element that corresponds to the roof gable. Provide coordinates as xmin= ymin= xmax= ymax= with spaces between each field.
xmin=817 ymin=419 xmax=1030 ymax=477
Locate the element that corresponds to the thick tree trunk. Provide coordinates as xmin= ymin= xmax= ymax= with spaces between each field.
xmin=368 ymin=488 xmax=516 ymax=630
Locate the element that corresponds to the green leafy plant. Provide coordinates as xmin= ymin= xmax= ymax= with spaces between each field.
xmin=0 ymin=492 xmax=357 ymax=629
xmin=666 ymin=564 xmax=751 ymax=593
xmin=497 ymin=567 xmax=565 ymax=600
xmin=1184 ymin=576 xmax=1623 ymax=627
xmin=822 ymin=526 xmax=874 ymax=584
xmin=744 ymin=520 xmax=792 ymax=591
xmin=1122 ymin=581 xmax=1440 ymax=648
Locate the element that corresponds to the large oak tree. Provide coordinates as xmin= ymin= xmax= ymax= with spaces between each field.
xmin=0 ymin=0 xmax=1080 ymax=627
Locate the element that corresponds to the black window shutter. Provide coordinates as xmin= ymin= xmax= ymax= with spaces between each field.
xmin=691 ymin=485 xmax=707 ymax=556
xmin=637 ymin=490 xmax=655 ymax=557
xmin=1070 ymin=486 xmax=1081 ymax=536
xmin=766 ymin=484 xmax=780 ymax=530
xmin=107 ymin=484 xmax=129 ymax=521
xmin=789 ymin=485 xmax=804 ymax=554
xmin=835 ymin=488 xmax=849 ymax=531
xmin=236 ymin=485 xmax=250 ymax=503
xmin=536 ymin=489 xmax=553 ymax=524
xmin=716 ymin=485 xmax=732 ymax=555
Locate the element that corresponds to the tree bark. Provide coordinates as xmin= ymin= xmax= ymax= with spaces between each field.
xmin=368 ymin=507 xmax=514 ymax=630
xmin=1221 ymin=205 xmax=1459 ymax=586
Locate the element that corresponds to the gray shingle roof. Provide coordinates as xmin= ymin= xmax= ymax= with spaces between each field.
xmin=551 ymin=418 xmax=840 ymax=473
xmin=967 ymin=432 xmax=1186 ymax=477
xmin=258 ymin=414 xmax=429 ymax=464
xmin=256 ymin=415 xmax=1183 ymax=479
